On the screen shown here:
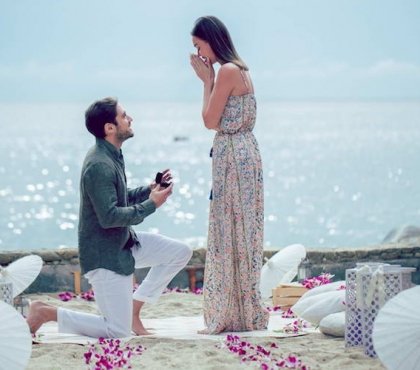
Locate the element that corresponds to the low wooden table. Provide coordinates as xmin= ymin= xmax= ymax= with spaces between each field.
xmin=184 ymin=265 xmax=205 ymax=291
xmin=72 ymin=270 xmax=81 ymax=295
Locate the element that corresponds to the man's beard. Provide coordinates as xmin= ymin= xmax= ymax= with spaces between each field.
xmin=117 ymin=130 xmax=134 ymax=142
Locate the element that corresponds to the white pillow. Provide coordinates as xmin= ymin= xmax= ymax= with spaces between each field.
xmin=300 ymin=281 xmax=346 ymax=300
xmin=319 ymin=312 xmax=345 ymax=337
xmin=292 ymin=288 xmax=340 ymax=317
xmin=291 ymin=290 xmax=346 ymax=325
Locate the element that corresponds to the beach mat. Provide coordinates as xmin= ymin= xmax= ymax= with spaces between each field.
xmin=34 ymin=314 xmax=317 ymax=345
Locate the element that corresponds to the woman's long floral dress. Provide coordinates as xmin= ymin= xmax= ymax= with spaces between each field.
xmin=202 ymin=92 xmax=269 ymax=334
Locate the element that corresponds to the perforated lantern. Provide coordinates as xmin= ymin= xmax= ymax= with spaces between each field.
xmin=13 ymin=296 xmax=30 ymax=316
xmin=297 ymin=258 xmax=312 ymax=282
xmin=0 ymin=276 xmax=13 ymax=305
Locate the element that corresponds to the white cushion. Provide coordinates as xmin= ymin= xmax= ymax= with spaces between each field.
xmin=300 ymin=281 xmax=346 ymax=300
xmin=291 ymin=290 xmax=346 ymax=325
xmin=319 ymin=312 xmax=345 ymax=337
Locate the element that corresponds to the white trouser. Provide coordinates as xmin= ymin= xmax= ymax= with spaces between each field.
xmin=58 ymin=232 xmax=192 ymax=338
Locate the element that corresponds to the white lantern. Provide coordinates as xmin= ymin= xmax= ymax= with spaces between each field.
xmin=13 ymin=296 xmax=30 ymax=317
xmin=0 ymin=278 xmax=14 ymax=305
xmin=297 ymin=258 xmax=312 ymax=282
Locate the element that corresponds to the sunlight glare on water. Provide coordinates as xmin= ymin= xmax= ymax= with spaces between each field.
xmin=1 ymin=101 xmax=420 ymax=251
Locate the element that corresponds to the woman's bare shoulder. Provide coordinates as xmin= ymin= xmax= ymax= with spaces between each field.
xmin=218 ymin=63 xmax=243 ymax=82
xmin=220 ymin=62 xmax=241 ymax=72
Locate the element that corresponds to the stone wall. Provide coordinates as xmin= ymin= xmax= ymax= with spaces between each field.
xmin=302 ymin=241 xmax=420 ymax=283
xmin=1 ymin=240 xmax=419 ymax=294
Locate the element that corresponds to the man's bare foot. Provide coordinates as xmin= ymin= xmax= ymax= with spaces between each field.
xmin=132 ymin=299 xmax=152 ymax=335
xmin=132 ymin=316 xmax=152 ymax=335
xmin=26 ymin=301 xmax=57 ymax=334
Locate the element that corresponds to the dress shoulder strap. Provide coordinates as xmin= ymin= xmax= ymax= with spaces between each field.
xmin=239 ymin=69 xmax=250 ymax=93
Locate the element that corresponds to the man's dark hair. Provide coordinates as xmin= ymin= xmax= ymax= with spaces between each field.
xmin=85 ymin=97 xmax=118 ymax=138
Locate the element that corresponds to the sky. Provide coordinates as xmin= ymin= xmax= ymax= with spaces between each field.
xmin=1 ymin=0 xmax=420 ymax=102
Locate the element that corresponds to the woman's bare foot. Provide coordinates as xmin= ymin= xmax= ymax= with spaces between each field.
xmin=26 ymin=301 xmax=57 ymax=334
xmin=198 ymin=328 xmax=210 ymax=334
xmin=132 ymin=316 xmax=152 ymax=336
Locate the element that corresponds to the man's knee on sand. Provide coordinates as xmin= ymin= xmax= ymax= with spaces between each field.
xmin=106 ymin=319 xmax=132 ymax=338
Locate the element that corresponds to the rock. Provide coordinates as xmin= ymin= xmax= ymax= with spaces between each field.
xmin=190 ymin=248 xmax=206 ymax=265
xmin=56 ymin=248 xmax=79 ymax=261
xmin=0 ymin=251 xmax=30 ymax=265
xmin=382 ymin=225 xmax=420 ymax=243
xmin=319 ymin=311 xmax=345 ymax=337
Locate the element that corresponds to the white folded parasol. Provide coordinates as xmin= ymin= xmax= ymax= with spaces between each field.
xmin=0 ymin=300 xmax=32 ymax=370
xmin=0 ymin=255 xmax=43 ymax=297
xmin=259 ymin=244 xmax=306 ymax=299
xmin=372 ymin=285 xmax=420 ymax=370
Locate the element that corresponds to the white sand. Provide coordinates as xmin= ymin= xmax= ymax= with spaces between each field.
xmin=26 ymin=293 xmax=385 ymax=369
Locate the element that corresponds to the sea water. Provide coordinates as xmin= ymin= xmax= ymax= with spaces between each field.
xmin=1 ymin=101 xmax=420 ymax=251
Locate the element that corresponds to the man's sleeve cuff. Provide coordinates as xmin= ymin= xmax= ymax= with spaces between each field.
xmin=141 ymin=199 xmax=157 ymax=216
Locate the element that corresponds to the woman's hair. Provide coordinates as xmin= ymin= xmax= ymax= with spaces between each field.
xmin=191 ymin=16 xmax=248 ymax=71
xmin=85 ymin=97 xmax=118 ymax=138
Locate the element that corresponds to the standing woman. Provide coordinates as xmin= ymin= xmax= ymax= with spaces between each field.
xmin=190 ymin=16 xmax=269 ymax=334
